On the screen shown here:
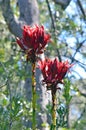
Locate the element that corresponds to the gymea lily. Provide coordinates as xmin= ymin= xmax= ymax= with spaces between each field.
xmin=38 ymin=57 xmax=72 ymax=130
xmin=16 ymin=25 xmax=50 ymax=129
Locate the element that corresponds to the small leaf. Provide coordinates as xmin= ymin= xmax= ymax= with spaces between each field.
xmin=0 ymin=48 xmax=5 ymax=62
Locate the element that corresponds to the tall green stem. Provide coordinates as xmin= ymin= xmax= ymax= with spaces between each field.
xmin=51 ymin=88 xmax=57 ymax=130
xmin=66 ymin=104 xmax=69 ymax=128
xmin=32 ymin=62 xmax=36 ymax=130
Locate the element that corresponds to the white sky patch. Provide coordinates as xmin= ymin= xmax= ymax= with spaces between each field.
xmin=72 ymin=64 xmax=86 ymax=79
xmin=75 ymin=52 xmax=86 ymax=64
xmin=66 ymin=0 xmax=82 ymax=26
xmin=66 ymin=0 xmax=77 ymax=16
xmin=66 ymin=37 xmax=76 ymax=47
xmin=64 ymin=1 xmax=86 ymax=79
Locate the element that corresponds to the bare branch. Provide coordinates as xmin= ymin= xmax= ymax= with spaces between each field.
xmin=0 ymin=80 xmax=8 ymax=89
xmin=46 ymin=0 xmax=62 ymax=61
xmin=77 ymin=0 xmax=86 ymax=20
xmin=0 ymin=0 xmax=39 ymax=37
xmin=1 ymin=0 xmax=22 ymax=37
xmin=80 ymin=92 xmax=86 ymax=97
xmin=53 ymin=0 xmax=71 ymax=9
xmin=46 ymin=0 xmax=56 ymax=31
xmin=71 ymin=39 xmax=86 ymax=63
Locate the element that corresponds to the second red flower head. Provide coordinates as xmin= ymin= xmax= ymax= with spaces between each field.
xmin=38 ymin=58 xmax=72 ymax=90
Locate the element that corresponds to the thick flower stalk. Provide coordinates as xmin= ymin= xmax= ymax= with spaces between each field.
xmin=16 ymin=25 xmax=50 ymax=129
xmin=38 ymin=58 xmax=72 ymax=130
xmin=32 ymin=62 xmax=36 ymax=130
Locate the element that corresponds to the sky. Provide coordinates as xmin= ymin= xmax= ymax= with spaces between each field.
xmin=65 ymin=0 xmax=86 ymax=79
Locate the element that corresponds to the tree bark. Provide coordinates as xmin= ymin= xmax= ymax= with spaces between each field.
xmin=0 ymin=0 xmax=39 ymax=37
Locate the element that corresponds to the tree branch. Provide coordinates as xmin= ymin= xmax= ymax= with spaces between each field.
xmin=46 ymin=0 xmax=62 ymax=61
xmin=0 ymin=0 xmax=39 ymax=37
xmin=80 ymin=92 xmax=86 ymax=97
xmin=77 ymin=0 xmax=86 ymax=20
xmin=71 ymin=39 xmax=86 ymax=63
xmin=0 ymin=81 xmax=7 ymax=89
xmin=46 ymin=0 xmax=56 ymax=31
xmin=1 ymin=0 xmax=22 ymax=37
xmin=53 ymin=0 xmax=71 ymax=9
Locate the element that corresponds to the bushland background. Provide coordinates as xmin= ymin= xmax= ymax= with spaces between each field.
xmin=0 ymin=0 xmax=86 ymax=129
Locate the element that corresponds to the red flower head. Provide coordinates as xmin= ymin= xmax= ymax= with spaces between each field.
xmin=16 ymin=25 xmax=50 ymax=63
xmin=38 ymin=58 xmax=72 ymax=90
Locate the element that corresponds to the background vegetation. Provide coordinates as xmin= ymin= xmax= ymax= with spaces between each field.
xmin=0 ymin=0 xmax=86 ymax=129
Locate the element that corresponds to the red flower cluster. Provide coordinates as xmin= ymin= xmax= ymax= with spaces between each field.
xmin=16 ymin=25 xmax=50 ymax=62
xmin=38 ymin=58 xmax=72 ymax=90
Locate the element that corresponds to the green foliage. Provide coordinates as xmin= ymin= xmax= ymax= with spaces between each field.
xmin=0 ymin=0 xmax=86 ymax=129
xmin=0 ymin=92 xmax=33 ymax=130
xmin=63 ymin=79 xmax=72 ymax=105
xmin=75 ymin=119 xmax=86 ymax=130
xmin=58 ymin=128 xmax=75 ymax=130
xmin=0 ymin=19 xmax=32 ymax=129
xmin=57 ymin=105 xmax=67 ymax=128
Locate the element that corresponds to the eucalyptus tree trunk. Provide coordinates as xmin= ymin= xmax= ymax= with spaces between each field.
xmin=0 ymin=0 xmax=48 ymax=129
